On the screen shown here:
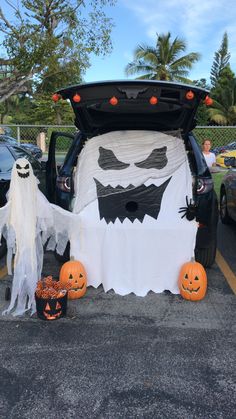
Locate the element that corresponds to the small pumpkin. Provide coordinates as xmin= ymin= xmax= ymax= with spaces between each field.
xmin=35 ymin=292 xmax=68 ymax=321
xmin=178 ymin=260 xmax=207 ymax=301
xmin=59 ymin=260 xmax=87 ymax=299
xmin=185 ymin=90 xmax=194 ymax=100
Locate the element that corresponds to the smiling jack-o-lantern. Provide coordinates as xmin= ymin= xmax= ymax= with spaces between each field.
xmin=43 ymin=300 xmax=62 ymax=320
xmin=178 ymin=260 xmax=207 ymax=301
xmin=59 ymin=260 xmax=87 ymax=299
xmin=35 ymin=292 xmax=68 ymax=320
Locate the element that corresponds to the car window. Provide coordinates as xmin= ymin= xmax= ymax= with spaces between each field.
xmin=0 ymin=147 xmax=15 ymax=172
xmin=0 ymin=135 xmax=17 ymax=145
xmin=10 ymin=146 xmax=40 ymax=169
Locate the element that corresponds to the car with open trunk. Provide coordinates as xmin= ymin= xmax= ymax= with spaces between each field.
xmin=46 ymin=80 xmax=218 ymax=267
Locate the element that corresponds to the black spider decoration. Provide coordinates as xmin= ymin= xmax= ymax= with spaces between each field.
xmin=179 ymin=196 xmax=198 ymax=221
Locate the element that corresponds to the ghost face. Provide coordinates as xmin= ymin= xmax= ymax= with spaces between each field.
xmin=16 ymin=161 xmax=30 ymax=178
xmin=95 ymin=144 xmax=171 ymax=223
xmin=73 ymin=131 xmax=186 ymax=221
xmin=13 ymin=158 xmax=34 ymax=181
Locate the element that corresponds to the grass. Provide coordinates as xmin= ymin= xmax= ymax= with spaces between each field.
xmin=212 ymin=171 xmax=226 ymax=199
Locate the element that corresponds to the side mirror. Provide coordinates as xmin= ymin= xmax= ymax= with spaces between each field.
xmin=224 ymin=156 xmax=236 ymax=168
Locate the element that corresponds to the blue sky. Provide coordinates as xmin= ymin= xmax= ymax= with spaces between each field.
xmin=85 ymin=0 xmax=236 ymax=84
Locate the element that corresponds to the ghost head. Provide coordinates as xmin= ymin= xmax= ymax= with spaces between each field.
xmin=73 ymin=130 xmax=186 ymax=223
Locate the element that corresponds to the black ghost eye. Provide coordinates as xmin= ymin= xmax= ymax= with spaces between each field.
xmin=184 ymin=274 xmax=188 ymax=279
xmin=98 ymin=147 xmax=130 ymax=170
xmin=24 ymin=164 xmax=29 ymax=169
xmin=194 ymin=276 xmax=199 ymax=281
xmin=135 ymin=147 xmax=168 ymax=169
xmin=16 ymin=164 xmax=21 ymax=169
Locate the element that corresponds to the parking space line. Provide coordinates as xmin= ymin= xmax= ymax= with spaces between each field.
xmin=216 ymin=249 xmax=236 ymax=294
xmin=0 ymin=265 xmax=8 ymax=280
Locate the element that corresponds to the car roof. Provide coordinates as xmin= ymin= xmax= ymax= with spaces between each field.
xmin=56 ymin=80 xmax=209 ymax=137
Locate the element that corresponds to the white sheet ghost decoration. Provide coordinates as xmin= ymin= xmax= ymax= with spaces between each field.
xmin=0 ymin=158 xmax=78 ymax=316
xmin=70 ymin=130 xmax=198 ymax=296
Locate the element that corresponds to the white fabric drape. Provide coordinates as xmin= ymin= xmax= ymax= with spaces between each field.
xmin=71 ymin=131 xmax=198 ymax=296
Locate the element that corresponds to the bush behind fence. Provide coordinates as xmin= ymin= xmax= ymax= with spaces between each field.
xmin=1 ymin=124 xmax=236 ymax=153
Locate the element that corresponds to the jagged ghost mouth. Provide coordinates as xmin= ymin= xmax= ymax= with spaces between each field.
xmin=94 ymin=177 xmax=171 ymax=223
xmin=17 ymin=171 xmax=30 ymax=178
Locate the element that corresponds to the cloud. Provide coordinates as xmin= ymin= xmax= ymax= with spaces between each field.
xmin=122 ymin=0 xmax=236 ymax=70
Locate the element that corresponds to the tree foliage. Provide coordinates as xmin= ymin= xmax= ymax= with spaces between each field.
xmin=208 ymin=78 xmax=236 ymax=125
xmin=210 ymin=32 xmax=231 ymax=88
xmin=0 ymin=0 xmax=116 ymax=103
xmin=125 ymin=32 xmax=200 ymax=83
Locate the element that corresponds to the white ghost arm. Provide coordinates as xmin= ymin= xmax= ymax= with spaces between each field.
xmin=46 ymin=204 xmax=80 ymax=256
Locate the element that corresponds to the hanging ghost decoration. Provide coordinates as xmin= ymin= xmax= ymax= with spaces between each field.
xmin=70 ymin=130 xmax=198 ymax=296
xmin=0 ymin=158 xmax=78 ymax=316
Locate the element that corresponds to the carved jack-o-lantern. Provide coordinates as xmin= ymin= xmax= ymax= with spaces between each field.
xmin=35 ymin=292 xmax=68 ymax=320
xmin=59 ymin=260 xmax=87 ymax=299
xmin=178 ymin=260 xmax=207 ymax=301
xmin=43 ymin=300 xmax=62 ymax=320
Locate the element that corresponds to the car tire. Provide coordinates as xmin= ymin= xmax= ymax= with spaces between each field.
xmin=54 ymin=242 xmax=70 ymax=263
xmin=0 ymin=237 xmax=7 ymax=259
xmin=195 ymin=239 xmax=217 ymax=268
xmin=220 ymin=188 xmax=232 ymax=224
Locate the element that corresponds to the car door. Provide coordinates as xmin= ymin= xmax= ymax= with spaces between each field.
xmin=46 ymin=131 xmax=76 ymax=204
xmin=0 ymin=145 xmax=15 ymax=206
xmin=226 ymin=169 xmax=236 ymax=221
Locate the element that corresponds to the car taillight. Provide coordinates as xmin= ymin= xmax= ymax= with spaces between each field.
xmin=56 ymin=176 xmax=71 ymax=192
xmin=196 ymin=178 xmax=213 ymax=194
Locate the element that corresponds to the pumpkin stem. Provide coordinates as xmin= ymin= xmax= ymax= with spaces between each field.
xmin=191 ymin=256 xmax=195 ymax=263
xmin=70 ymin=256 xmax=75 ymax=261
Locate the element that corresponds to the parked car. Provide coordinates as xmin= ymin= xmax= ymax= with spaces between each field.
xmin=0 ymin=134 xmax=43 ymax=160
xmin=220 ymin=157 xmax=236 ymax=223
xmin=45 ymin=80 xmax=218 ymax=267
xmin=212 ymin=141 xmax=236 ymax=155
xmin=216 ymin=150 xmax=236 ymax=168
xmin=0 ymin=143 xmax=46 ymax=258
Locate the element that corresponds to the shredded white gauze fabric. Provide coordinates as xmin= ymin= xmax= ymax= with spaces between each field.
xmin=0 ymin=158 xmax=78 ymax=316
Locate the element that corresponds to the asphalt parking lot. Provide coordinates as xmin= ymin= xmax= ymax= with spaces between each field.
xmin=0 ymin=238 xmax=235 ymax=418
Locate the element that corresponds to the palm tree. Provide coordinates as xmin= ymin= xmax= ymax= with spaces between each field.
xmin=125 ymin=32 xmax=200 ymax=83
xmin=208 ymin=78 xmax=236 ymax=125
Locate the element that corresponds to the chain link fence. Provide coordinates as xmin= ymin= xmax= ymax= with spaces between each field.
xmin=0 ymin=124 xmax=77 ymax=155
xmin=1 ymin=124 xmax=236 ymax=155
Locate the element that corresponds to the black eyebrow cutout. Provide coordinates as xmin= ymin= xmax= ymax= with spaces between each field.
xmin=135 ymin=147 xmax=168 ymax=169
xmin=98 ymin=146 xmax=130 ymax=170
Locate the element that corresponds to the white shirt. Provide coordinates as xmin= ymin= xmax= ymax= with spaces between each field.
xmin=203 ymin=152 xmax=216 ymax=168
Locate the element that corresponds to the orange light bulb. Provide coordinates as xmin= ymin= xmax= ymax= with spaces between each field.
xmin=109 ymin=96 xmax=118 ymax=106
xmin=204 ymin=96 xmax=213 ymax=106
xmin=52 ymin=93 xmax=61 ymax=102
xmin=149 ymin=96 xmax=158 ymax=105
xmin=186 ymin=90 xmax=194 ymax=100
xmin=73 ymin=93 xmax=81 ymax=103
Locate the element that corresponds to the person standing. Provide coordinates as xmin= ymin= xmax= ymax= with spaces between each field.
xmin=202 ymin=139 xmax=216 ymax=168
